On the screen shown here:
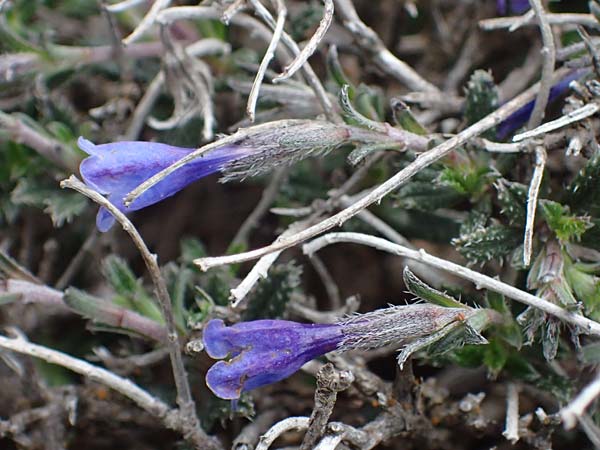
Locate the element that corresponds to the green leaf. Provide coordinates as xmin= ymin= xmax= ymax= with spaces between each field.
xmin=10 ymin=178 xmax=87 ymax=226
xmin=452 ymin=223 xmax=521 ymax=264
xmin=483 ymin=338 xmax=508 ymax=378
xmin=567 ymin=150 xmax=600 ymax=214
xmin=439 ymin=165 xmax=497 ymax=199
xmin=403 ymin=267 xmax=467 ymax=308
xmin=243 ymin=262 xmax=302 ymax=320
xmin=395 ymin=181 xmax=466 ymax=211
xmin=495 ymin=179 xmax=528 ymax=226
xmin=540 ymin=200 xmax=593 ymax=242
xmin=464 ymin=70 xmax=498 ymax=139
xmin=102 ymin=256 xmax=164 ymax=323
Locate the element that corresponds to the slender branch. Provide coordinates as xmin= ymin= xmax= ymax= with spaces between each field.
xmin=527 ymin=0 xmax=556 ymax=129
xmin=194 ymin=77 xmax=546 ymax=270
xmin=479 ymin=13 xmax=600 ymax=31
xmin=0 ymin=111 xmax=79 ymax=172
xmin=106 ymin=0 xmax=146 ymax=13
xmin=302 ymin=232 xmax=600 ymax=336
xmin=503 ymin=383 xmax=520 ymax=444
xmin=249 ymin=0 xmax=340 ymax=122
xmin=0 ymin=334 xmax=219 ymax=448
xmin=513 ymin=103 xmax=599 ymax=142
xmin=55 ymin=230 xmax=99 ymax=290
xmin=122 ymin=0 xmax=172 ymax=45
xmin=273 ymin=0 xmax=334 ymax=83
xmin=255 ymin=417 xmax=310 ymax=450
xmin=299 ymin=363 xmax=354 ymax=450
xmin=523 ymin=146 xmax=546 ymax=267
xmin=333 ymin=0 xmax=439 ymax=93
xmin=561 ymin=369 xmax=600 ymax=430
xmin=59 ymin=176 xmax=216 ymax=449
xmin=246 ymin=0 xmax=286 ymax=122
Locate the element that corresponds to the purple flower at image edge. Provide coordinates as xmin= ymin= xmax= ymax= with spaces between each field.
xmin=203 ymin=319 xmax=343 ymax=400
xmin=497 ymin=0 xmax=530 ymax=15
xmin=496 ymin=69 xmax=588 ymax=140
xmin=78 ymin=137 xmax=255 ymax=232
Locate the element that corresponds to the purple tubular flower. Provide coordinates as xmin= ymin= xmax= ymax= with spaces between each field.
xmin=497 ymin=0 xmax=530 ymax=15
xmin=203 ymin=319 xmax=343 ymax=400
xmin=78 ymin=137 xmax=254 ymax=232
xmin=202 ymin=304 xmax=470 ymax=399
xmin=496 ymin=70 xmax=586 ymax=140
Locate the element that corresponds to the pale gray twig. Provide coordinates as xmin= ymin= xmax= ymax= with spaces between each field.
xmin=194 ymin=78 xmax=545 ymax=270
xmin=246 ymin=0 xmax=286 ymax=122
xmin=300 ymin=363 xmax=354 ymax=450
xmin=273 ymin=0 xmax=334 ymax=83
xmin=248 ymin=0 xmax=339 ymax=122
xmin=334 ymin=0 xmax=439 ymax=93
xmin=106 ymin=0 xmax=145 ymax=12
xmin=256 ymin=416 xmax=310 ymax=450
xmin=561 ymin=369 xmax=600 ymax=430
xmin=122 ymin=0 xmax=172 ymax=45
xmin=523 ymin=146 xmax=546 ymax=267
xmin=0 ymin=334 xmax=220 ymax=449
xmin=527 ymin=0 xmax=556 ymax=129
xmin=233 ymin=410 xmax=283 ymax=450
xmin=480 ymin=13 xmax=600 ymax=31
xmin=302 ymin=232 xmax=600 ymax=336
xmin=514 ymin=103 xmax=599 ymax=142
xmin=0 ymin=110 xmax=78 ymax=172
xmin=221 ymin=0 xmax=246 ymax=24
xmin=503 ymin=383 xmax=520 ymax=444
xmin=60 ymin=176 xmax=215 ymax=450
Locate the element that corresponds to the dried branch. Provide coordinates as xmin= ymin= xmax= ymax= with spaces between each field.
xmin=0 ymin=334 xmax=220 ymax=449
xmin=302 ymin=232 xmax=600 ymax=336
xmin=333 ymin=0 xmax=439 ymax=93
xmin=561 ymin=369 xmax=600 ymax=430
xmin=256 ymin=416 xmax=310 ymax=450
xmin=273 ymin=0 xmax=334 ymax=83
xmin=246 ymin=0 xmax=286 ymax=122
xmin=122 ymin=0 xmax=172 ymax=45
xmin=523 ymin=146 xmax=546 ymax=267
xmin=503 ymin=383 xmax=520 ymax=444
xmin=60 ymin=176 xmax=216 ymax=450
xmin=195 ymin=77 xmax=546 ymax=270
xmin=527 ymin=0 xmax=556 ymax=129
xmin=299 ymin=363 xmax=354 ymax=450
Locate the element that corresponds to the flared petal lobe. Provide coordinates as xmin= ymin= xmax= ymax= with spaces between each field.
xmin=203 ymin=319 xmax=343 ymax=400
xmin=77 ymin=137 xmax=254 ymax=231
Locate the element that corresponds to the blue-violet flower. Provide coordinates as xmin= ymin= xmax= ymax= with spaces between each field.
xmin=497 ymin=0 xmax=530 ymax=15
xmin=78 ymin=137 xmax=254 ymax=232
xmin=496 ymin=70 xmax=587 ymax=140
xmin=203 ymin=304 xmax=470 ymax=399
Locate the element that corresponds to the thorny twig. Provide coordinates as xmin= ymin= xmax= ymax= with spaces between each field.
xmin=60 ymin=176 xmax=217 ymax=450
